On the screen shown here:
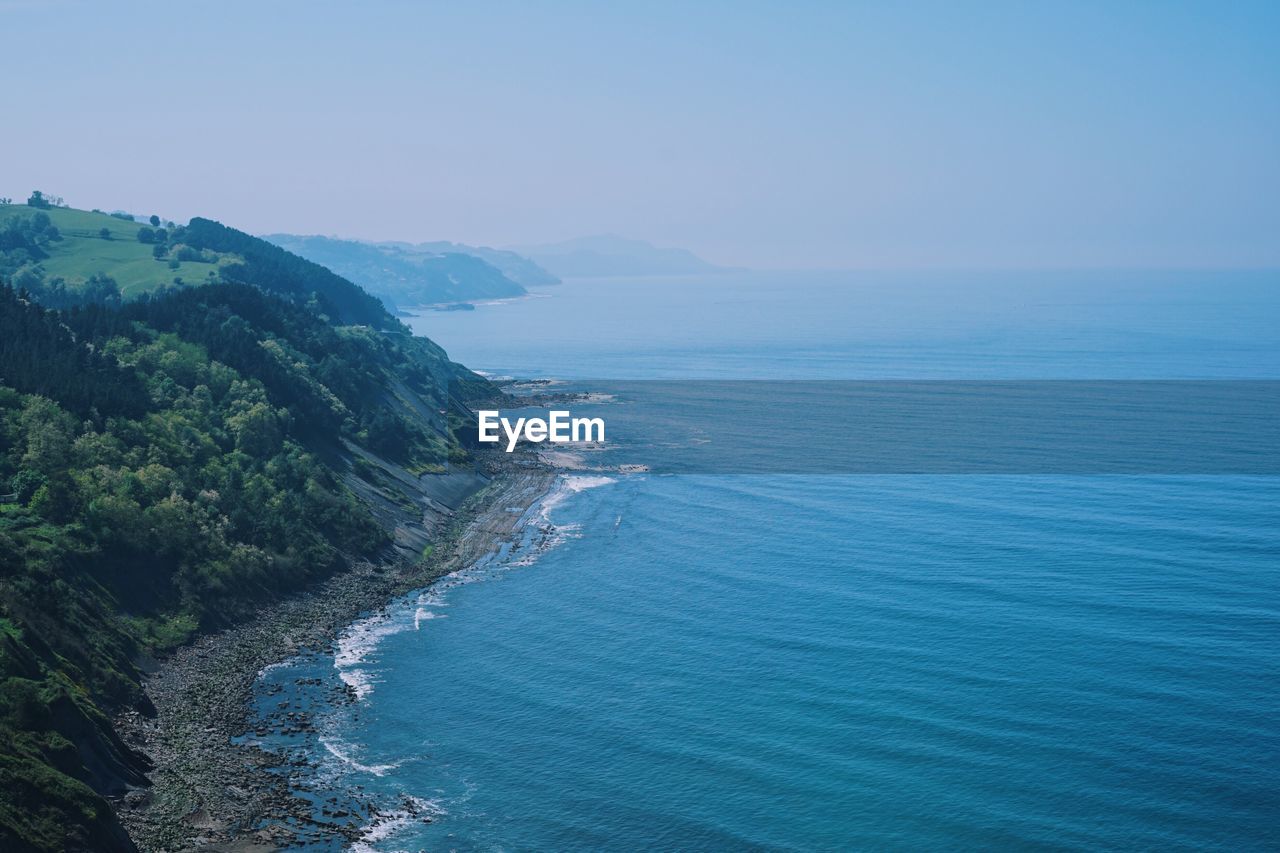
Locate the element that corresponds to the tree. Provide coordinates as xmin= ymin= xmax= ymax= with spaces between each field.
xmin=29 ymin=474 xmax=76 ymax=521
xmin=9 ymin=469 xmax=47 ymax=503
xmin=149 ymin=215 xmax=161 ymax=227
xmin=27 ymin=190 xmax=50 ymax=209
xmin=82 ymin=273 xmax=122 ymax=304
xmin=137 ymin=226 xmax=156 ymax=244
xmin=19 ymin=396 xmax=74 ymax=474
xmin=99 ymin=228 xmax=111 ymax=240
xmin=228 ymin=401 xmax=284 ymax=456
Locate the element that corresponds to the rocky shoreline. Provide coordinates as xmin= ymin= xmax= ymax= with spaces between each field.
xmin=113 ymin=464 xmax=558 ymax=851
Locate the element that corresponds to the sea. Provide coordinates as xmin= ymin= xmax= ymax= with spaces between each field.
xmin=244 ymin=269 xmax=1280 ymax=850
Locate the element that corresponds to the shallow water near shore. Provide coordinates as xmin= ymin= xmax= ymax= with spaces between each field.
xmin=250 ymin=270 xmax=1280 ymax=849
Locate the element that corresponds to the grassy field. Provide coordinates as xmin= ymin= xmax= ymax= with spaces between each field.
xmin=1 ymin=204 xmax=238 ymax=296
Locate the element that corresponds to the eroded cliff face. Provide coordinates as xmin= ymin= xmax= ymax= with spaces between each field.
xmin=0 ymin=630 xmax=149 ymax=852
xmin=342 ymin=440 xmax=490 ymax=559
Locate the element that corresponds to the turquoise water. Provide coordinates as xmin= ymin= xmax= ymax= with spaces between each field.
xmin=249 ymin=271 xmax=1280 ymax=850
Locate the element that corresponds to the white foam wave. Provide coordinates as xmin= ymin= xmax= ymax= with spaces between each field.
xmin=350 ymin=794 xmax=447 ymax=853
xmin=565 ymin=473 xmax=617 ymax=491
xmin=334 ymin=611 xmax=413 ymax=701
xmin=318 ymin=735 xmax=402 ymax=777
xmin=413 ymin=607 xmax=446 ymax=630
xmin=416 ymin=589 xmax=448 ymax=607
xmin=537 ymin=474 xmax=615 ymax=521
xmin=255 ymin=659 xmax=292 ymax=679
xmin=490 ymin=473 xmax=614 ymax=568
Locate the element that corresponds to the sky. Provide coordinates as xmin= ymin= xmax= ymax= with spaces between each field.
xmin=3 ymin=0 xmax=1278 ymax=269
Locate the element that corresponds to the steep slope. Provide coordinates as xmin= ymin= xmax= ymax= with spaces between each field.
xmin=183 ymin=219 xmax=397 ymax=327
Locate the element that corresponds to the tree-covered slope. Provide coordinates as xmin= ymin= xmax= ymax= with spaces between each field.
xmin=0 ymin=201 xmax=494 ymax=851
xmin=184 ymin=219 xmax=396 ymax=327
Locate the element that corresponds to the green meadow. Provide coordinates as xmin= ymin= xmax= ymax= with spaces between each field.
xmin=1 ymin=204 xmax=238 ymax=295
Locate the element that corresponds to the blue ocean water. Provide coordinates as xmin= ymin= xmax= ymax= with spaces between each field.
xmin=248 ymin=271 xmax=1280 ymax=850
xmin=409 ymin=270 xmax=1280 ymax=380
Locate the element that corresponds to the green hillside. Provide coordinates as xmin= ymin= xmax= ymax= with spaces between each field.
xmin=0 ymin=198 xmax=497 ymax=850
xmin=0 ymin=203 xmax=238 ymax=296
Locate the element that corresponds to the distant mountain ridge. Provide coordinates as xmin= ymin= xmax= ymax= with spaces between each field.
xmin=378 ymin=240 xmax=560 ymax=288
xmin=510 ymin=234 xmax=722 ymax=277
xmin=264 ymin=235 xmax=559 ymax=309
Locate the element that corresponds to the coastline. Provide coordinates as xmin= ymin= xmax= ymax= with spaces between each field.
xmin=403 ymin=289 xmax=553 ymax=315
xmin=114 ymin=463 xmax=558 ymax=851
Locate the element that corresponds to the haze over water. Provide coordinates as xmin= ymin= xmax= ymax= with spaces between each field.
xmin=249 ymin=270 xmax=1280 ymax=850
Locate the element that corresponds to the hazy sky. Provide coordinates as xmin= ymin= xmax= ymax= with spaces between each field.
xmin=4 ymin=1 xmax=1278 ymax=269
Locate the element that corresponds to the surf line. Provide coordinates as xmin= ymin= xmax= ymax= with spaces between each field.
xmin=477 ymin=410 xmax=605 ymax=452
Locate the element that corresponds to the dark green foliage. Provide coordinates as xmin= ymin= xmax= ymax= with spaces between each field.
xmin=4 ymin=267 xmax=121 ymax=311
xmin=363 ymin=408 xmax=427 ymax=463
xmin=172 ymin=246 xmax=208 ymax=263
xmin=25 ymin=192 xmax=50 ymax=210
xmin=107 ymin=283 xmax=368 ymax=439
xmin=9 ymin=470 xmax=45 ymax=504
xmin=0 ymin=214 xmax=60 ymax=273
xmin=0 ymin=287 xmax=145 ymax=417
xmin=0 ymin=287 xmax=412 ymax=623
xmin=148 ymin=216 xmax=160 ymax=228
xmin=135 ymin=227 xmax=155 ymax=245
